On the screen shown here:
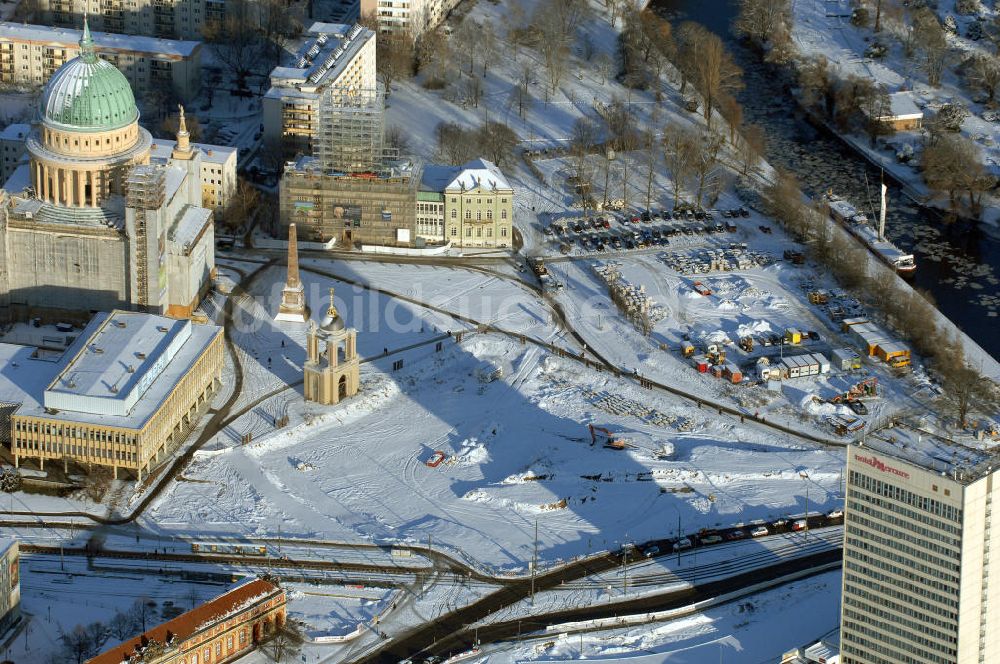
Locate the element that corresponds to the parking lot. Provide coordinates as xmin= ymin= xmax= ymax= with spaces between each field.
xmin=543 ymin=207 xmax=751 ymax=255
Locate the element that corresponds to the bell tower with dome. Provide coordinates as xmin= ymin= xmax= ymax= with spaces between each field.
xmin=28 ymin=18 xmax=152 ymax=208
xmin=304 ymin=287 xmax=360 ymax=405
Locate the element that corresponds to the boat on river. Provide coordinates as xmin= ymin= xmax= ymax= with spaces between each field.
xmin=824 ymin=192 xmax=916 ymax=275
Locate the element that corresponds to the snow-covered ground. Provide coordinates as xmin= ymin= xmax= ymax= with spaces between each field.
xmin=471 ymin=570 xmax=842 ymax=663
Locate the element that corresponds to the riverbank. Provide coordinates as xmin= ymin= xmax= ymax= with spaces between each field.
xmin=650 ymin=0 xmax=1000 ymax=363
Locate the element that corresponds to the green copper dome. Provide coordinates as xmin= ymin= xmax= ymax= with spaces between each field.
xmin=39 ymin=19 xmax=139 ymax=131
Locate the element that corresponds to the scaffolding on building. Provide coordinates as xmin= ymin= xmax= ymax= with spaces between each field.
xmin=125 ymin=165 xmax=166 ymax=307
xmin=313 ymin=85 xmax=398 ymax=174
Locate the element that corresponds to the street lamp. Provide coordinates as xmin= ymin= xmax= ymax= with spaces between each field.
xmin=800 ymin=471 xmax=810 ymax=538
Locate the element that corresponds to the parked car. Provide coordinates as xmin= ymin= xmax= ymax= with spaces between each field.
xmin=791 ymin=519 xmax=808 ymax=531
xmin=644 ymin=545 xmax=661 ymax=558
xmin=771 ymin=518 xmax=788 ymax=529
xmin=725 ymin=529 xmax=746 ymax=541
xmin=543 ymin=225 xmax=554 ymax=236
xmin=847 ymin=400 xmax=868 ymax=415
xmin=573 ymin=222 xmax=584 ymax=232
xmin=750 ymin=526 xmax=769 ymax=538
xmin=673 ymin=537 xmax=693 ymax=551
xmin=827 ymin=509 xmax=844 ymax=519
xmin=700 ymin=534 xmax=723 ymax=545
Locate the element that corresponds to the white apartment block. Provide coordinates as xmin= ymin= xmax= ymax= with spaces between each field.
xmin=840 ymin=441 xmax=1000 ymax=664
xmin=263 ymin=22 xmax=376 ymax=158
xmin=360 ymin=0 xmax=460 ymax=34
xmin=0 ymin=22 xmax=201 ymax=100
xmin=150 ymin=139 xmax=238 ymax=211
xmin=37 ymin=0 xmax=226 ymax=40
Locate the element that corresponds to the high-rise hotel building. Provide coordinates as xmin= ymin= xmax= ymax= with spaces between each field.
xmin=840 ymin=441 xmax=999 ymax=664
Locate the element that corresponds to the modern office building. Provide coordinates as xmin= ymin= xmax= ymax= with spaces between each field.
xmin=263 ymin=22 xmax=376 ymax=158
xmin=840 ymin=441 xmax=1000 ymax=664
xmin=4 ymin=311 xmax=223 ymax=481
xmin=0 ymin=22 xmax=201 ymax=100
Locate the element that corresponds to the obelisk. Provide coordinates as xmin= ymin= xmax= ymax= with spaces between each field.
xmin=275 ymin=223 xmax=308 ymax=323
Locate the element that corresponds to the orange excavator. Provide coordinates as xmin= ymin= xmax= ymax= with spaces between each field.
xmin=589 ymin=424 xmax=631 ymax=450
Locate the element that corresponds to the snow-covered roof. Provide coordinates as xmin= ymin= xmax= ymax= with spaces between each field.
xmin=170 ymin=205 xmax=212 ymax=252
xmin=0 ymin=21 xmax=200 ymax=58
xmin=0 ymin=123 xmax=29 ymax=141
xmin=442 ymin=158 xmax=512 ymax=193
xmin=267 ymin=21 xmax=373 ymax=93
xmin=150 ymin=138 xmax=238 ymax=165
xmin=420 ymin=163 xmax=461 ymax=192
xmin=2 ymin=162 xmax=30 ymax=194
xmin=89 ymin=578 xmax=282 ymax=664
xmin=12 ymin=312 xmax=221 ymax=429
xmin=882 ymin=92 xmax=922 ymax=121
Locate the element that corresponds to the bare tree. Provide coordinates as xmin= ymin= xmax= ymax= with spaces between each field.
xmin=799 ymin=55 xmax=837 ymax=118
xmin=86 ymin=621 xmax=110 ymax=655
xmin=641 ymin=129 xmax=659 ymax=211
xmin=202 ymin=0 xmax=260 ymax=90
xmin=693 ymin=131 xmax=725 ymax=207
xmin=60 ymin=625 xmax=94 ymax=664
xmin=734 ymin=0 xmax=792 ymax=48
xmin=662 ymin=122 xmax=699 ymax=206
xmin=922 ymin=133 xmax=993 ymax=214
xmin=535 ymin=0 xmax=573 ymax=98
xmin=384 ymin=125 xmax=411 ymax=155
xmin=130 ymin=598 xmax=155 ymax=634
xmin=914 ymin=8 xmax=948 ymax=87
xmin=602 ymin=97 xmax=639 ymax=151
xmin=454 ymin=19 xmax=479 ymax=75
xmin=594 ymin=52 xmax=615 ymax=85
xmin=480 ymin=23 xmax=499 ymax=78
xmin=109 ymin=610 xmax=136 ymax=642
xmin=570 ymin=117 xmax=599 ymax=215
xmin=266 ymin=619 xmax=305 ymax=662
xmin=736 ymin=123 xmax=766 ymax=176
xmin=690 ymin=28 xmax=744 ymax=131
xmin=512 ymin=64 xmax=534 ymax=119
xmin=718 ymin=94 xmax=743 ymax=144
xmin=967 ymin=53 xmax=1000 ymax=105
xmin=220 ymin=178 xmax=261 ymax=233
xmin=860 ymin=83 xmax=894 ymax=145
xmin=938 ymin=339 xmax=996 ymax=429
xmin=478 ymin=121 xmax=519 ymax=168
xmin=377 ymin=31 xmax=416 ymax=95
xmin=259 ymin=0 xmax=301 ymax=73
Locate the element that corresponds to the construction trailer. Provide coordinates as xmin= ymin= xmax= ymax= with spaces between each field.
xmin=780 ymin=353 xmax=829 ymax=379
xmin=848 ymin=323 xmax=891 ymax=356
xmin=723 ymin=363 xmax=742 ymax=384
xmin=840 ymin=317 xmax=869 ymax=332
xmin=693 ymin=356 xmax=710 ymax=373
xmin=681 ymin=342 xmax=695 ymax=357
xmin=875 ymin=341 xmax=911 ymax=367
xmin=832 ymin=347 xmax=862 ymax=371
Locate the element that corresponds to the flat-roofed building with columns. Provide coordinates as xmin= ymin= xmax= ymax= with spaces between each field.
xmin=4 ymin=310 xmax=223 ymax=481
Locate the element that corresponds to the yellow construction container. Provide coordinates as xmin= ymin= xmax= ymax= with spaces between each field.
xmin=785 ymin=328 xmax=801 ymax=345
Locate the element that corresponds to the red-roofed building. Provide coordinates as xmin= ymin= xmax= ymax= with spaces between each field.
xmin=87 ymin=578 xmax=286 ymax=664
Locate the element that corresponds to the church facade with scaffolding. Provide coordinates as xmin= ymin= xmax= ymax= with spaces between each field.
xmin=0 ymin=19 xmax=223 ymax=322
